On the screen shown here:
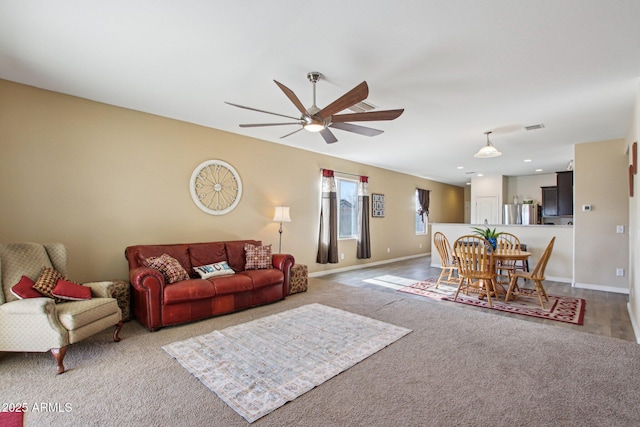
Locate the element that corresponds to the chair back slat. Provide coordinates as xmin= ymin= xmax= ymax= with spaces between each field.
xmin=434 ymin=232 xmax=455 ymax=268
xmin=453 ymin=235 xmax=495 ymax=278
xmin=531 ymin=237 xmax=555 ymax=280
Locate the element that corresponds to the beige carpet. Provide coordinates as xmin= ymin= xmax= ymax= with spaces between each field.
xmin=2 ymin=277 xmax=640 ymax=426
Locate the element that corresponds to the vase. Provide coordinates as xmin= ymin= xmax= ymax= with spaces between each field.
xmin=487 ymin=237 xmax=497 ymax=251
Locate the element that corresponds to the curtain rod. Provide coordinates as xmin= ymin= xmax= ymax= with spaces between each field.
xmin=320 ymin=168 xmax=367 ymax=178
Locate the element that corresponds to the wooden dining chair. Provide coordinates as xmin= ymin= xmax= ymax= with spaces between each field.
xmin=452 ymin=235 xmax=497 ymax=308
xmin=495 ymin=232 xmax=521 ymax=285
xmin=505 ymin=237 xmax=555 ymax=308
xmin=433 ymin=232 xmax=461 ymax=288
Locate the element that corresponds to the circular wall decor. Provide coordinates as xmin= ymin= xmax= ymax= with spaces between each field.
xmin=190 ymin=160 xmax=243 ymax=215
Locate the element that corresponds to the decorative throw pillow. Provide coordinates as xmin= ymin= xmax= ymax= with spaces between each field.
xmin=10 ymin=275 xmax=41 ymax=299
xmin=33 ymin=267 xmax=66 ymax=302
xmin=51 ymin=278 xmax=92 ymax=301
xmin=244 ymin=244 xmax=272 ymax=270
xmin=145 ymin=253 xmax=190 ymax=284
xmin=193 ymin=261 xmax=235 ymax=279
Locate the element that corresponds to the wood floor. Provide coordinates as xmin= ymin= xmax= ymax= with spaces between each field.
xmin=318 ymin=255 xmax=637 ymax=342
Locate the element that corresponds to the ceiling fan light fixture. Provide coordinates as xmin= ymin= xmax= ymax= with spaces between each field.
xmin=304 ymin=121 xmax=325 ymax=132
xmin=474 ymin=131 xmax=502 ymax=158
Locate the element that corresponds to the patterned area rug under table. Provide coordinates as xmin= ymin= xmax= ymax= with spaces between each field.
xmin=162 ymin=303 xmax=412 ymax=423
xmin=398 ymin=278 xmax=585 ymax=325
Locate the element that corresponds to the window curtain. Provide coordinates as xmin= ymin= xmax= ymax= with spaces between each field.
xmin=316 ymin=169 xmax=339 ymax=264
xmin=357 ymin=176 xmax=371 ymax=259
xmin=417 ymin=188 xmax=430 ymax=222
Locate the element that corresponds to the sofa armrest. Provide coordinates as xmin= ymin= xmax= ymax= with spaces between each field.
xmin=129 ymin=266 xmax=165 ymax=330
xmin=83 ymin=281 xmax=115 ymax=298
xmin=272 ymin=253 xmax=295 ymax=297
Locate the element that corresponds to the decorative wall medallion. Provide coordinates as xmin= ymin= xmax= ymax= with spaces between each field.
xmin=190 ymin=160 xmax=242 ymax=215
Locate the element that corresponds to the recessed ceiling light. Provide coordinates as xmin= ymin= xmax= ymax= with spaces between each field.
xmin=466 ymin=182 xmax=471 ymax=185
xmin=524 ymin=159 xmax=532 ymax=163
xmin=457 ymin=166 xmax=464 ymax=170
xmin=535 ymin=169 xmax=543 ymax=172
xmin=477 ymin=173 xmax=484 ymax=177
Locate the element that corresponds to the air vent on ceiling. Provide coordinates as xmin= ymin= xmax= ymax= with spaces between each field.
xmin=348 ymin=101 xmax=377 ymax=113
xmin=525 ymin=123 xmax=545 ymax=131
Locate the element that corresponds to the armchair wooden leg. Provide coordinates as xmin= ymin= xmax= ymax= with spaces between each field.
xmin=113 ymin=321 xmax=123 ymax=342
xmin=51 ymin=347 xmax=67 ymax=375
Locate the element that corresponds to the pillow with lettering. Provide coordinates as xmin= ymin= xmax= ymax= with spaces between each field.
xmin=193 ymin=261 xmax=235 ymax=279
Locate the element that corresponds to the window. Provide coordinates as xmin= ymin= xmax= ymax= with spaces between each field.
xmin=415 ymin=189 xmax=427 ymax=234
xmin=337 ymin=178 xmax=358 ymax=239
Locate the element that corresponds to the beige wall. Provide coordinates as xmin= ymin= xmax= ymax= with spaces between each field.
xmin=506 ymin=173 xmax=556 ymax=205
xmin=574 ymin=138 xmax=629 ymax=292
xmin=0 ymin=79 xmax=464 ymax=282
xmin=627 ymin=81 xmax=640 ymax=342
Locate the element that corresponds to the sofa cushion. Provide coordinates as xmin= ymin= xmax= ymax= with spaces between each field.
xmin=239 ymin=269 xmax=284 ymax=289
xmin=55 ymin=298 xmax=121 ymax=330
xmin=52 ymin=279 xmax=92 ymax=301
xmin=208 ymin=274 xmax=253 ymax=295
xmin=133 ymin=245 xmax=192 ymax=273
xmin=244 ymin=243 xmax=272 ymax=270
xmin=145 ymin=254 xmax=190 ymax=284
xmin=0 ymin=242 xmax=55 ymax=303
xmin=188 ymin=243 xmax=227 ymax=277
xmin=225 ymin=240 xmax=261 ymax=272
xmin=163 ymin=279 xmax=216 ymax=305
xmin=193 ymin=261 xmax=235 ymax=279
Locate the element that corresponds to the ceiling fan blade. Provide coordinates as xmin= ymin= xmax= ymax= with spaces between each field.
xmin=329 ymin=122 xmax=384 ymax=137
xmin=317 ymin=81 xmax=369 ymax=119
xmin=320 ymin=128 xmax=338 ymax=144
xmin=274 ymin=80 xmax=309 ymax=116
xmin=280 ymin=127 xmax=304 ymax=139
xmin=239 ymin=122 xmax=302 ymax=128
xmin=225 ymin=101 xmax=301 ymax=121
xmin=331 ymin=109 xmax=405 ymax=123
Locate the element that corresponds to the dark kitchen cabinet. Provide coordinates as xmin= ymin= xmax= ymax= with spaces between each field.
xmin=557 ymin=171 xmax=573 ymax=216
xmin=541 ymin=186 xmax=558 ymax=216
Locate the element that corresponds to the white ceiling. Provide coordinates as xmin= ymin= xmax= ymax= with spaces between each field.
xmin=2 ymin=1 xmax=640 ymax=186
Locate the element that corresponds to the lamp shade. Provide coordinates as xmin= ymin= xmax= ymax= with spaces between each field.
xmin=474 ymin=131 xmax=502 ymax=158
xmin=273 ymin=206 xmax=291 ymax=222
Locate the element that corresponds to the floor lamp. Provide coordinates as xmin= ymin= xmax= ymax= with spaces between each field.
xmin=273 ymin=206 xmax=291 ymax=253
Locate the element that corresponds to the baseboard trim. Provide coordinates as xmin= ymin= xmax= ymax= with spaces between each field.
xmin=573 ymin=282 xmax=630 ymax=295
xmin=309 ymin=253 xmax=429 ymax=278
xmin=627 ymin=302 xmax=640 ymax=344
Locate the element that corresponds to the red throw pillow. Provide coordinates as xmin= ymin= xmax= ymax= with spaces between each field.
xmin=51 ymin=278 xmax=92 ymax=301
xmin=10 ymin=275 xmax=41 ymax=299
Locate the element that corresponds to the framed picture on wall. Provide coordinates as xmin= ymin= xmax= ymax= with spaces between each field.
xmin=372 ymin=193 xmax=385 ymax=217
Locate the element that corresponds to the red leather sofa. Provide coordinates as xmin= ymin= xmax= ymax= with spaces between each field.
xmin=124 ymin=240 xmax=294 ymax=331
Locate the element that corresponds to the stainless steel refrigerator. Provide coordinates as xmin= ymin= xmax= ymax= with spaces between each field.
xmin=503 ymin=204 xmax=540 ymax=225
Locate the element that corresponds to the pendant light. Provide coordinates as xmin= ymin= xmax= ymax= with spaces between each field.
xmin=474 ymin=131 xmax=502 ymax=158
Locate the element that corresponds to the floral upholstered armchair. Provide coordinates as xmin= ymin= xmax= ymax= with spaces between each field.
xmin=0 ymin=242 xmax=123 ymax=374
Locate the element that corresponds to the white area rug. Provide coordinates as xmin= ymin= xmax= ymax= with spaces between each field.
xmin=162 ymin=303 xmax=412 ymax=423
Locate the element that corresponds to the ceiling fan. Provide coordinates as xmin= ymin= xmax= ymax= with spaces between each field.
xmin=225 ymin=72 xmax=404 ymax=144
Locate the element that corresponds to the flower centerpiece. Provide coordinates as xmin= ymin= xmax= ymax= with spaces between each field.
xmin=470 ymin=226 xmax=503 ymax=250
